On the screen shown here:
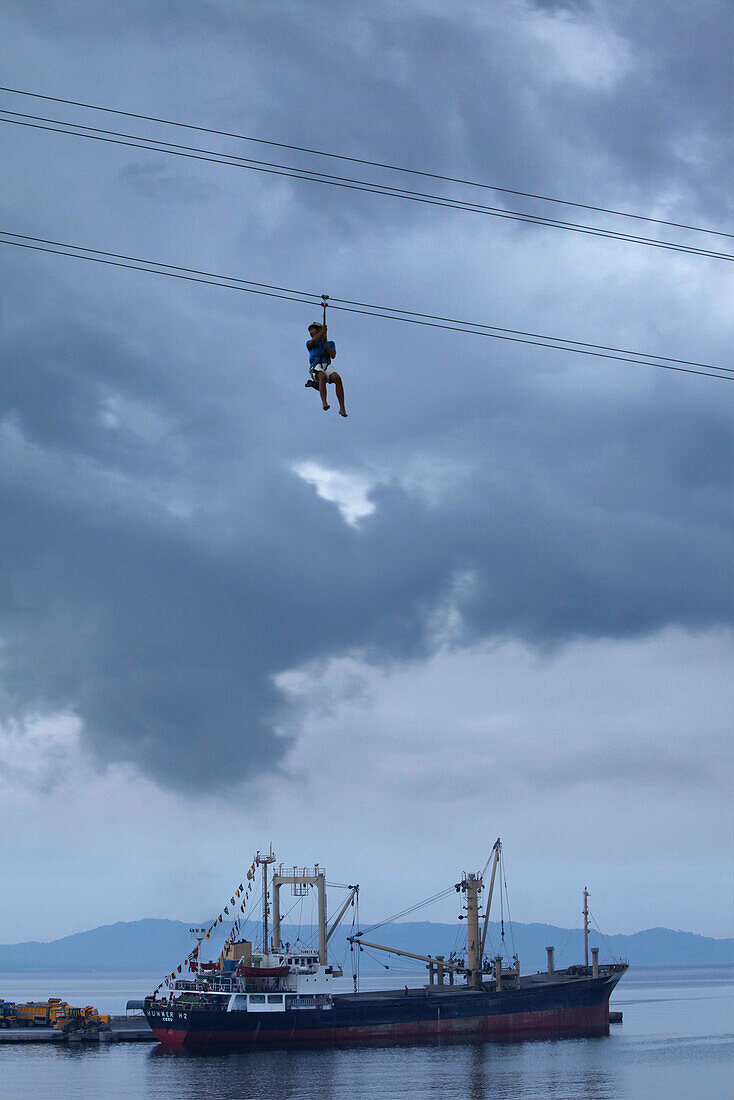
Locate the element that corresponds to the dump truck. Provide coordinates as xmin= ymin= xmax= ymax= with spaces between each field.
xmin=9 ymin=998 xmax=109 ymax=1031
xmin=80 ymin=1005 xmax=110 ymax=1030
xmin=15 ymin=999 xmax=63 ymax=1027
xmin=51 ymin=1003 xmax=110 ymax=1033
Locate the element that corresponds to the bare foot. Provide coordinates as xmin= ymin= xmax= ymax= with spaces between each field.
xmin=322 ymin=403 xmax=330 ymax=411
xmin=339 ymin=409 xmax=348 ymax=417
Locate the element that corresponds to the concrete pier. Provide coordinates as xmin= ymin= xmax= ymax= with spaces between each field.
xmin=0 ymin=1027 xmax=64 ymax=1044
xmin=0 ymin=1016 xmax=155 ymax=1044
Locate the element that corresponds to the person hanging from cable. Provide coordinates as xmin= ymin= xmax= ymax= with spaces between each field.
xmin=305 ymin=296 xmax=347 ymax=417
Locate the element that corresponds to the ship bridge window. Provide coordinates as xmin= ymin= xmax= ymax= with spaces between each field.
xmin=267 ymin=994 xmax=284 ymax=1004
xmin=249 ymin=994 xmax=265 ymax=1004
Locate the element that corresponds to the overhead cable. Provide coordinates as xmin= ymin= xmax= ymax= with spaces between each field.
xmin=1 ymin=229 xmax=732 ymax=382
xmin=1 ymin=83 xmax=731 ymax=242
xmin=4 ymin=110 xmax=734 ymax=266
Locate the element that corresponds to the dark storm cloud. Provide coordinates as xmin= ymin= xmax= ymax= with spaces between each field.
xmin=1 ymin=0 xmax=733 ymax=788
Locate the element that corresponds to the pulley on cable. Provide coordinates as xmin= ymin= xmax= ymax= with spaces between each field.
xmin=305 ymin=294 xmax=348 ymax=417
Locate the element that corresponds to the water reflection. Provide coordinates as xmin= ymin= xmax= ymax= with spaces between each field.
xmin=147 ymin=1046 xmax=341 ymax=1100
xmin=144 ymin=1038 xmax=620 ymax=1100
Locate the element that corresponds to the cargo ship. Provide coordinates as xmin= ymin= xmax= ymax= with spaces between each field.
xmin=144 ymin=842 xmax=627 ymax=1050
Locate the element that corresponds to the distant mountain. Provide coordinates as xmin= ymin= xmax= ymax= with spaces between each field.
xmin=0 ymin=919 xmax=193 ymax=974
xmin=0 ymin=919 xmax=731 ymax=974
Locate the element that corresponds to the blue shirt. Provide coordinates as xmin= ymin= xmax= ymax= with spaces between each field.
xmin=307 ymin=339 xmax=336 ymax=369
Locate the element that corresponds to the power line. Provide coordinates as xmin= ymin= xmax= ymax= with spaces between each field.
xmin=4 ymin=109 xmax=734 ymax=267
xmin=1 ymin=83 xmax=731 ymax=243
xmin=1 ymin=228 xmax=732 ymax=382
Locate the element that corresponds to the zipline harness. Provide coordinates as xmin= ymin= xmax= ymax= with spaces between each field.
xmin=305 ymin=294 xmax=331 ymax=389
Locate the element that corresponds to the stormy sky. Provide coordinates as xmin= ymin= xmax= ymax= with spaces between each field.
xmin=0 ymin=1 xmax=732 ymax=943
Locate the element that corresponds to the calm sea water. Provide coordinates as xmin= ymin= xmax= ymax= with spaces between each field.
xmin=0 ymin=967 xmax=732 ymax=1099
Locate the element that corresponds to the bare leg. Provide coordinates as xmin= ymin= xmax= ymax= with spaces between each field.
xmin=317 ymin=372 xmax=329 ymax=410
xmin=332 ymin=373 xmax=347 ymax=417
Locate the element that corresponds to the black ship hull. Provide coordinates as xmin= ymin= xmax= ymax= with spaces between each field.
xmin=145 ymin=966 xmax=626 ymax=1051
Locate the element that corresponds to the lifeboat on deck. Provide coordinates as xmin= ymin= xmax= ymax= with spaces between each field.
xmin=237 ymin=964 xmax=290 ymax=978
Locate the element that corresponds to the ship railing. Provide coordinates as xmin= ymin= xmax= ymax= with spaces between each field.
xmin=173 ymin=978 xmax=235 ymax=994
xmin=276 ymin=864 xmax=323 ymax=880
xmin=199 ymin=979 xmax=235 ymax=993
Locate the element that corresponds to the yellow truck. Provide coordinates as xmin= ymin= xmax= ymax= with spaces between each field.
xmin=51 ymin=1004 xmax=110 ymax=1033
xmin=15 ymin=999 xmax=63 ymax=1027
xmin=11 ymin=998 xmax=109 ymax=1032
xmin=80 ymin=1006 xmax=110 ymax=1030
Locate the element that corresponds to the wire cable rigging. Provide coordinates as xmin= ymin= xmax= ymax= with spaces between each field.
xmin=356 ymin=885 xmax=457 ymax=937
xmin=500 ymin=847 xmax=516 ymax=958
xmin=557 ymin=912 xmax=583 ymax=966
xmin=5 ymin=109 xmax=734 ymax=266
xmin=1 ymin=83 xmax=732 ymax=243
xmin=589 ymin=907 xmax=620 ymax=964
xmin=1 ymin=229 xmax=731 ymax=383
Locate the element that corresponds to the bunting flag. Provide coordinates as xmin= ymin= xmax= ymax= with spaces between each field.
xmin=156 ymin=851 xmax=259 ymax=993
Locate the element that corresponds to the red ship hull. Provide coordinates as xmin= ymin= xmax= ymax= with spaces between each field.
xmin=152 ymin=1002 xmax=608 ymax=1049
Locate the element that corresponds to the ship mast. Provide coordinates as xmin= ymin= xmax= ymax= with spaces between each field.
xmin=459 ymin=871 xmax=483 ymax=989
xmin=256 ymin=846 xmax=276 ymax=955
xmin=188 ymin=926 xmax=206 ymax=975
xmin=583 ymin=886 xmax=589 ymax=968
xmin=272 ymin=864 xmax=330 ymax=964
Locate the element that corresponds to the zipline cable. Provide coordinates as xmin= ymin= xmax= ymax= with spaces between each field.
xmin=4 ymin=110 xmax=734 ymax=266
xmin=1 ymin=229 xmax=732 ymax=382
xmin=1 ymin=83 xmax=731 ymax=243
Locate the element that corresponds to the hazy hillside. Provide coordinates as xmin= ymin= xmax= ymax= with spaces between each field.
xmin=0 ymin=919 xmax=731 ymax=974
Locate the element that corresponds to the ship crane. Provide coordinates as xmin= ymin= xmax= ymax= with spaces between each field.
xmin=349 ymin=842 xmax=503 ymax=989
xmin=349 ymin=935 xmax=470 ymax=977
xmin=480 ymin=838 xmax=501 ymax=963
